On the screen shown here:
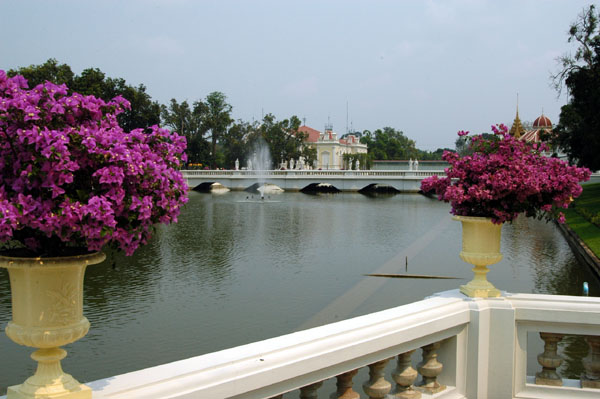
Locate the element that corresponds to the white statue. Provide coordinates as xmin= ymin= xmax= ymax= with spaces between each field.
xmin=235 ymin=158 xmax=239 ymax=170
xmin=356 ymin=159 xmax=360 ymax=170
xmin=414 ymin=159 xmax=419 ymax=171
xmin=409 ymin=158 xmax=413 ymax=171
xmin=290 ymin=158 xmax=295 ymax=170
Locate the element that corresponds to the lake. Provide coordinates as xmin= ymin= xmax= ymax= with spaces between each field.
xmin=1 ymin=191 xmax=598 ymax=392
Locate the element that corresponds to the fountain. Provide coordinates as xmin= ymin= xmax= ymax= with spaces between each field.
xmin=245 ymin=139 xmax=283 ymax=200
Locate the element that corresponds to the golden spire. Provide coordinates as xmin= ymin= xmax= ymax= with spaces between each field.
xmin=509 ymin=94 xmax=524 ymax=138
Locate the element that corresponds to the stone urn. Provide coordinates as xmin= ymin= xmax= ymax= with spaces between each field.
xmin=0 ymin=252 xmax=105 ymax=399
xmin=453 ymin=216 xmax=503 ymax=298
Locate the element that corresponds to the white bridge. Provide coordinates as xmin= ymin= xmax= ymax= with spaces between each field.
xmin=181 ymin=170 xmax=600 ymax=193
xmin=181 ymin=169 xmax=447 ymax=192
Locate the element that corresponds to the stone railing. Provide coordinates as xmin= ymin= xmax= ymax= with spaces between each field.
xmin=180 ymin=169 xmax=447 ymax=178
xmin=74 ymin=289 xmax=600 ymax=399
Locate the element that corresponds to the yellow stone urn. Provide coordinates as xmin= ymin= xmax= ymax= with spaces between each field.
xmin=453 ymin=216 xmax=503 ymax=298
xmin=0 ymin=252 xmax=105 ymax=399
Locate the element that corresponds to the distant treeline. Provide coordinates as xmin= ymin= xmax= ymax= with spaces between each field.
xmin=8 ymin=59 xmax=449 ymax=169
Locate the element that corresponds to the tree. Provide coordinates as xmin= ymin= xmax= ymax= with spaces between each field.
xmin=200 ymin=92 xmax=233 ymax=168
xmin=161 ymin=99 xmax=209 ymax=164
xmin=8 ymin=59 xmax=161 ymax=132
xmin=551 ymin=5 xmax=600 ymax=171
xmin=222 ymin=121 xmax=254 ymax=169
xmin=248 ymin=114 xmax=314 ymax=168
xmin=7 ymin=58 xmax=74 ymax=88
xmin=360 ymin=127 xmax=418 ymax=160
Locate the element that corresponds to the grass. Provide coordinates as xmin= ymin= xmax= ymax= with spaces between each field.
xmin=564 ymin=183 xmax=600 ymax=258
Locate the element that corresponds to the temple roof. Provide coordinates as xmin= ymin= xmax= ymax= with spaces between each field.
xmin=533 ymin=114 xmax=552 ymax=129
xmin=509 ymin=108 xmax=524 ymax=139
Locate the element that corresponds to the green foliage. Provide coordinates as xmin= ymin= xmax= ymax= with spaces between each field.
xmin=7 ymin=58 xmax=74 ymax=87
xmin=572 ymin=183 xmax=600 ymax=227
xmin=455 ymin=133 xmax=497 ymax=156
xmin=222 ymin=121 xmax=253 ymax=169
xmin=552 ymin=5 xmax=600 ymax=171
xmin=360 ymin=127 xmax=418 ymax=160
xmin=564 ymin=183 xmax=600 ymax=258
xmin=248 ymin=114 xmax=314 ymax=168
xmin=416 ymin=148 xmax=449 ymax=160
xmin=8 ymin=59 xmax=161 ymax=132
xmin=160 ymin=99 xmax=209 ymax=164
xmin=360 ymin=127 xmax=445 ymax=162
xmin=201 ymin=92 xmax=233 ymax=168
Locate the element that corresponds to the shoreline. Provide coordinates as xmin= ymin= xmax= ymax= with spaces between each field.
xmin=556 ymin=221 xmax=600 ymax=279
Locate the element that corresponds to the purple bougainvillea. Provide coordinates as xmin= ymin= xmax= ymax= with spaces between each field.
xmin=421 ymin=124 xmax=590 ymax=224
xmin=0 ymin=71 xmax=188 ymax=256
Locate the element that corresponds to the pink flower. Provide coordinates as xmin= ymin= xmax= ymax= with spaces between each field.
xmin=421 ymin=123 xmax=590 ymax=224
xmin=0 ymin=71 xmax=188 ymax=256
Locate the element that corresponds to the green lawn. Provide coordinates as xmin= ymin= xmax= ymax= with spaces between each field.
xmin=564 ymin=183 xmax=600 ymax=258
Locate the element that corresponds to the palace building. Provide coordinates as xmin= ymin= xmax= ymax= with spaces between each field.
xmin=298 ymin=124 xmax=367 ymax=170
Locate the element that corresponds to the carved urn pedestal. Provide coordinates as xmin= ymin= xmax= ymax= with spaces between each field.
xmin=0 ymin=252 xmax=105 ymax=399
xmin=454 ymin=216 xmax=503 ymax=298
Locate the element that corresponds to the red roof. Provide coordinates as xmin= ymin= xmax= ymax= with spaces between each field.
xmin=298 ymin=125 xmax=321 ymax=142
xmin=533 ymin=115 xmax=552 ymax=128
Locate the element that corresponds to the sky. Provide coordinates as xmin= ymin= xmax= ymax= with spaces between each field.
xmin=1 ymin=0 xmax=598 ymax=151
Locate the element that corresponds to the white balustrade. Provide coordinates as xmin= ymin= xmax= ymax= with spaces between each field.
xmin=362 ymin=359 xmax=392 ymax=398
xmin=3 ymin=290 xmax=596 ymax=399
xmin=391 ymin=350 xmax=421 ymax=398
xmin=331 ymin=369 xmax=359 ymax=399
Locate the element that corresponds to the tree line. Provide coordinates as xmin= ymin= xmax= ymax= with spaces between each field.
xmin=5 ymin=60 xmax=458 ymax=169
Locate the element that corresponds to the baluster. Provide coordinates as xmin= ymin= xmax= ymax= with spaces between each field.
xmin=582 ymin=335 xmax=600 ymax=389
xmin=362 ymin=358 xmax=392 ymax=399
xmin=535 ymin=332 xmax=564 ymax=386
xmin=391 ymin=350 xmax=421 ymax=398
xmin=415 ymin=342 xmax=446 ymax=394
xmin=300 ymin=381 xmax=323 ymax=399
xmin=330 ymin=369 xmax=359 ymax=399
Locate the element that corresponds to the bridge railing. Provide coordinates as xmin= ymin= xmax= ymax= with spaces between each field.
xmin=82 ymin=289 xmax=600 ymax=399
xmin=180 ymin=169 xmax=447 ymax=179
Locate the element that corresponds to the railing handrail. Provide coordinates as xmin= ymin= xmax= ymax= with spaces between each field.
xmin=88 ymin=292 xmax=469 ymax=398
xmin=84 ymin=290 xmax=600 ymax=399
xmin=180 ymin=169 xmax=448 ymax=178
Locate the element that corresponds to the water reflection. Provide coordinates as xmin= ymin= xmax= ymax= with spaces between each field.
xmin=0 ymin=192 xmax=598 ymax=392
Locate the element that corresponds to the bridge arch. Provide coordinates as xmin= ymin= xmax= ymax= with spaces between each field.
xmin=300 ymin=182 xmax=341 ymax=193
xmin=358 ymin=183 xmax=400 ymax=194
xmin=192 ymin=182 xmax=217 ymax=192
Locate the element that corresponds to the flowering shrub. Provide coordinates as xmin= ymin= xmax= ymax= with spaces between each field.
xmin=0 ymin=71 xmax=188 ymax=256
xmin=421 ymin=124 xmax=590 ymax=224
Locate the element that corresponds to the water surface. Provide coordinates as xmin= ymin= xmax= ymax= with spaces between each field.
xmin=0 ymin=192 xmax=598 ymax=391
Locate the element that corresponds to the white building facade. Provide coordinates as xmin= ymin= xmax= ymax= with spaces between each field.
xmin=298 ymin=125 xmax=368 ymax=170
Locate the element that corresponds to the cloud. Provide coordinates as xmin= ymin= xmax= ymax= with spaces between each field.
xmin=282 ymin=77 xmax=319 ymax=97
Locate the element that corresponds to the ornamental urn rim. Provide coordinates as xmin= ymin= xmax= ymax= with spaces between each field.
xmin=452 ymin=215 xmax=497 ymax=224
xmin=0 ymin=251 xmax=106 ymax=268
